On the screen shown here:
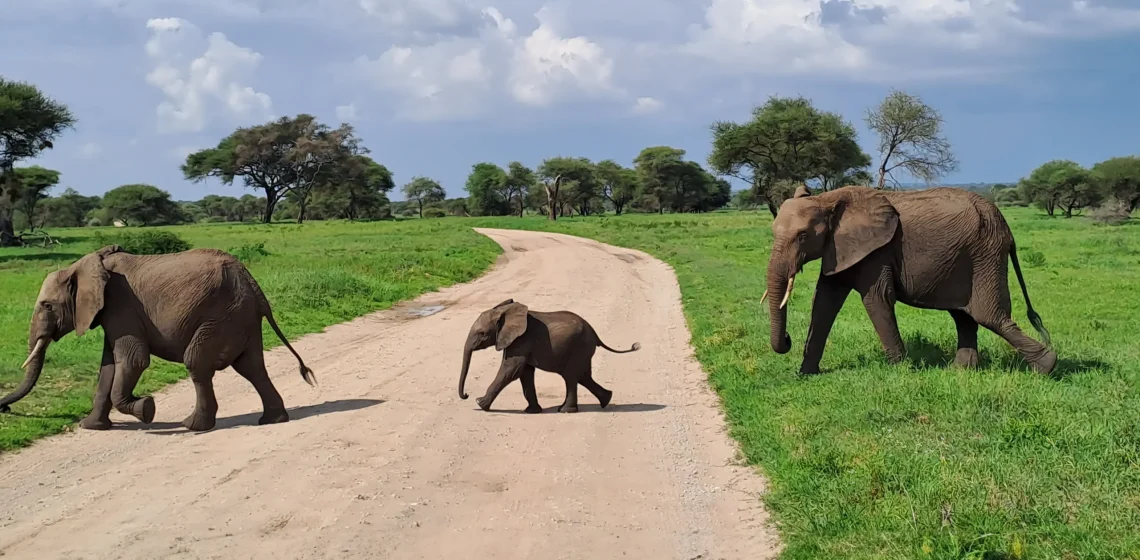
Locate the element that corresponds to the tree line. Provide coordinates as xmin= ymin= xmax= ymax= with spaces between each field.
xmin=3 ymin=73 xmax=1136 ymax=244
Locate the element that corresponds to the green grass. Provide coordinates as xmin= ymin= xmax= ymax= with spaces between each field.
xmin=3 ymin=209 xmax=1138 ymax=558
xmin=0 ymin=220 xmax=501 ymax=450
xmin=467 ymin=210 xmax=1140 ymax=559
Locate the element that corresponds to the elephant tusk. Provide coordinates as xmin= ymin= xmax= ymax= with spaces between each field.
xmin=759 ymin=289 xmax=768 ymax=304
xmin=779 ymin=276 xmax=795 ymax=309
xmin=22 ymin=339 xmax=45 ymax=369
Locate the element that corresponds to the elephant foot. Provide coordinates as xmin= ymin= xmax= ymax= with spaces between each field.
xmin=181 ymin=411 xmax=217 ymax=432
xmin=129 ymin=397 xmax=156 ymax=423
xmin=0 ymin=404 xmax=10 ymax=413
xmin=558 ymin=404 xmax=579 ymax=413
xmin=524 ymin=404 xmax=543 ymax=414
xmin=258 ymin=409 xmax=290 ymax=425
xmin=597 ymin=389 xmax=613 ymax=409
xmin=475 ymin=397 xmax=492 ymax=412
xmin=952 ymin=349 xmax=979 ymax=369
xmin=79 ymin=415 xmax=112 ymax=430
xmin=798 ymin=362 xmax=821 ymax=376
xmin=1032 ymin=350 xmax=1058 ymax=376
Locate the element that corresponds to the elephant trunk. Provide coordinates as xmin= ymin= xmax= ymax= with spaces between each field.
xmin=0 ymin=338 xmax=49 ymax=412
xmin=766 ymin=253 xmax=794 ymax=355
xmin=458 ymin=334 xmax=475 ymax=400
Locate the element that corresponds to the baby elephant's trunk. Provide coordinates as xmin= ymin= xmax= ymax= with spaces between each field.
xmin=458 ymin=334 xmax=475 ymax=399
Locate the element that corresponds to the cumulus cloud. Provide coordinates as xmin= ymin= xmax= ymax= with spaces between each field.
xmin=632 ymin=96 xmax=663 ymax=114
xmin=680 ymin=0 xmax=1140 ymax=79
xmin=144 ymin=17 xmax=273 ymax=133
xmin=350 ymin=5 xmax=619 ymax=120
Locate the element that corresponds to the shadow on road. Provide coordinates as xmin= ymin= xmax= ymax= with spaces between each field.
xmin=114 ymin=398 xmax=385 ymax=434
xmin=485 ymin=402 xmax=666 ymax=414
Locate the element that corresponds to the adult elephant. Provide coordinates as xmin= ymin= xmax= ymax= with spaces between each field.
xmin=0 ymin=245 xmax=316 ymax=431
xmin=765 ymin=185 xmax=1056 ymax=375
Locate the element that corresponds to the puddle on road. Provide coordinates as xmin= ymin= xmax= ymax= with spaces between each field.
xmin=406 ymin=305 xmax=446 ymax=318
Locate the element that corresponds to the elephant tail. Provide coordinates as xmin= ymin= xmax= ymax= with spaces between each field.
xmin=238 ymin=263 xmax=318 ymax=387
xmin=1009 ymin=241 xmax=1052 ymax=347
xmin=596 ymin=333 xmax=641 ymax=354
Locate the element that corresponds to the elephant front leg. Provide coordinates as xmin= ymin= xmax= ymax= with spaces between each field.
xmin=111 ymin=337 xmax=155 ymax=424
xmin=518 ymin=366 xmax=542 ymax=414
xmin=949 ymin=310 xmax=980 ymax=368
xmin=861 ymin=285 xmax=905 ymax=365
xmin=800 ymin=277 xmax=851 ymax=375
xmin=79 ymin=343 xmax=115 ymax=430
xmin=476 ymin=355 xmax=525 ymax=412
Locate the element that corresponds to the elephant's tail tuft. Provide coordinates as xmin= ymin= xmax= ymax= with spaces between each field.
xmin=598 ymin=338 xmax=641 ymax=354
xmin=235 ymin=261 xmax=319 ymax=387
xmin=1009 ymin=241 xmax=1052 ymax=347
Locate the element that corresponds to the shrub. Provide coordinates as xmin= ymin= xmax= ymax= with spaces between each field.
xmin=228 ymin=242 xmax=269 ymax=263
xmin=400 ymin=208 xmax=416 ymax=217
xmin=423 ymin=207 xmax=447 ymax=218
xmin=1020 ymin=248 xmax=1047 ymax=268
xmin=1089 ymin=199 xmax=1132 ymax=225
xmin=94 ymin=230 xmax=191 ymax=255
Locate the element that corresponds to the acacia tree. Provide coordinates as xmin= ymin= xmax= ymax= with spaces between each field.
xmin=403 ymin=176 xmax=445 ymax=218
xmin=634 ymin=146 xmax=728 ymax=213
xmin=865 ymin=89 xmax=958 ymax=189
xmin=1019 ymin=160 xmax=1105 ymax=218
xmin=8 ymin=166 xmax=60 ymax=229
xmin=595 ymin=159 xmax=640 ymax=214
xmin=505 ymin=162 xmax=535 ymax=217
xmin=538 ymin=157 xmax=598 ymax=218
xmin=464 ymin=163 xmax=509 ymax=216
xmin=709 ymin=96 xmax=869 ymax=216
xmin=0 ymin=77 xmax=74 ymax=244
xmin=100 ymin=184 xmax=187 ymax=226
xmin=182 ymin=114 xmax=368 ymax=223
xmin=314 ymin=155 xmax=394 ymax=220
xmin=1090 ymin=156 xmax=1140 ymax=213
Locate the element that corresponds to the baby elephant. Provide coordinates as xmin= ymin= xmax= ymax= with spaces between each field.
xmin=457 ymin=299 xmax=640 ymax=413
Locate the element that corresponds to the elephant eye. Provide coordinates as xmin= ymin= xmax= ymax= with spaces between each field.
xmin=797 ymin=231 xmax=808 ymax=243
xmin=41 ymin=302 xmax=53 ymax=311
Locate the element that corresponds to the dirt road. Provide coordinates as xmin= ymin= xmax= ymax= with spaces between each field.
xmin=0 ymin=228 xmax=779 ymax=560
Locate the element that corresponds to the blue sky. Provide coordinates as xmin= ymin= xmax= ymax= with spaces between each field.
xmin=2 ymin=0 xmax=1139 ymax=201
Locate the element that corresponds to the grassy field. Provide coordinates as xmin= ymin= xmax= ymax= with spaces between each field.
xmin=2 ymin=208 xmax=1138 ymax=558
xmin=0 ymin=220 xmax=502 ymax=450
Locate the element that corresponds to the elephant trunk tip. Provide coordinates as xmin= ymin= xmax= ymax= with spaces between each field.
xmin=459 ymin=391 xmax=469 ymax=400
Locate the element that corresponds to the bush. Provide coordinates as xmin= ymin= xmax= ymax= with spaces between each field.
xmin=400 ymin=208 xmax=416 ymax=217
xmin=1089 ymin=199 xmax=1132 ymax=225
xmin=423 ymin=207 xmax=447 ymax=218
xmin=228 ymin=242 xmax=269 ymax=263
xmin=94 ymin=230 xmax=191 ymax=255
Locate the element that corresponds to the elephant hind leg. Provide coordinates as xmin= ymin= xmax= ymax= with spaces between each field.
xmin=968 ymin=283 xmax=1056 ymax=375
xmin=232 ymin=341 xmax=289 ymax=425
xmin=181 ymin=324 xmax=223 ymax=431
xmin=579 ymin=366 xmax=612 ymax=409
xmin=949 ymin=310 xmax=980 ymax=369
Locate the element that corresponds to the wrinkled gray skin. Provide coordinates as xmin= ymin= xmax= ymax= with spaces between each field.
xmin=458 ymin=299 xmax=641 ymax=413
xmin=0 ymin=245 xmax=316 ymax=431
xmin=766 ymin=185 xmax=1057 ymax=375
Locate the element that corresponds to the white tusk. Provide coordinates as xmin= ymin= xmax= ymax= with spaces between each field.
xmin=759 ymin=289 xmax=768 ymax=304
xmin=779 ymin=276 xmax=796 ymax=309
xmin=22 ymin=339 xmax=45 ymax=369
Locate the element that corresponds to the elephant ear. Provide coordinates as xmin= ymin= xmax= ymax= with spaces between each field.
xmin=68 ymin=249 xmax=114 ymax=336
xmin=793 ymin=184 xmax=812 ymax=198
xmin=494 ymin=302 xmax=529 ymax=351
xmin=821 ymin=190 xmax=899 ymax=276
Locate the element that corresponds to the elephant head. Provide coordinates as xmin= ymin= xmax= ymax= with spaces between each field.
xmin=457 ymin=299 xmax=529 ymax=399
xmin=764 ymin=186 xmax=899 ymax=355
xmin=0 ymin=246 xmax=118 ymax=412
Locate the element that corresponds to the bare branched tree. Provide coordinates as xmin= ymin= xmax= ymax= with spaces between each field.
xmin=866 ymin=89 xmax=958 ymax=189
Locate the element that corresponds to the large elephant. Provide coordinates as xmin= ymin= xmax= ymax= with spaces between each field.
xmin=0 ymin=245 xmax=316 ymax=431
xmin=457 ymin=299 xmax=641 ymax=413
xmin=765 ymin=185 xmax=1057 ymax=375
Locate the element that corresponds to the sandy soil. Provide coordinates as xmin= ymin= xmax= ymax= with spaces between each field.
xmin=0 ymin=228 xmax=780 ymax=560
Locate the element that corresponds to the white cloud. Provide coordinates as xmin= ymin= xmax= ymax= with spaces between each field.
xmin=632 ymin=96 xmax=663 ymax=114
xmin=350 ymin=4 xmax=619 ymax=120
xmin=144 ymin=17 xmax=273 ymax=133
xmin=77 ymin=142 xmax=102 ymax=158
xmin=335 ymin=103 xmax=359 ymax=121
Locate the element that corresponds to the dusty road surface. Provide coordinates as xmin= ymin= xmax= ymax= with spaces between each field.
xmin=0 ymin=228 xmax=779 ymax=560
